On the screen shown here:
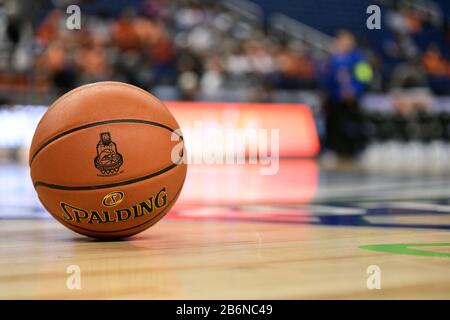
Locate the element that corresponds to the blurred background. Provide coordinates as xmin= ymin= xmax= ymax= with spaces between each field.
xmin=0 ymin=0 xmax=449 ymax=174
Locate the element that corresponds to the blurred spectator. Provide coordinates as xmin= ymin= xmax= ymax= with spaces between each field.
xmin=35 ymin=10 xmax=59 ymax=45
xmin=200 ymin=54 xmax=225 ymax=98
xmin=322 ymin=30 xmax=372 ymax=156
xmin=390 ymin=57 xmax=427 ymax=89
xmin=226 ymin=43 xmax=251 ymax=78
xmin=5 ymin=15 xmax=22 ymax=54
xmin=422 ymin=44 xmax=450 ymax=95
xmin=113 ymin=7 xmax=142 ymax=52
xmin=274 ymin=42 xmax=316 ymax=89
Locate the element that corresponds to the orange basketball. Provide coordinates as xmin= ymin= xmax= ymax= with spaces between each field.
xmin=29 ymin=82 xmax=187 ymax=239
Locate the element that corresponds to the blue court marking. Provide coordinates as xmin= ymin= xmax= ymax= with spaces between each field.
xmin=308 ymin=204 xmax=450 ymax=230
xmin=316 ymin=214 xmax=450 ymax=230
xmin=2 ymin=202 xmax=450 ymax=231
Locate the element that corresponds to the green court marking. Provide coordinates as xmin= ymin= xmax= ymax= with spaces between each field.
xmin=359 ymin=243 xmax=450 ymax=258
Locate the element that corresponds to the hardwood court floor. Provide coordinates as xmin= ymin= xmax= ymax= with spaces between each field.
xmin=0 ymin=160 xmax=449 ymax=299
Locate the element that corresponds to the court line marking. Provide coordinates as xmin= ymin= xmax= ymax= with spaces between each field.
xmin=359 ymin=243 xmax=450 ymax=258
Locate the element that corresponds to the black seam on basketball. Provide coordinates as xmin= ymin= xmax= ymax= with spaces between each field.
xmin=34 ymin=158 xmax=183 ymax=190
xmin=30 ymin=119 xmax=183 ymax=165
xmin=49 ymin=186 xmax=183 ymax=234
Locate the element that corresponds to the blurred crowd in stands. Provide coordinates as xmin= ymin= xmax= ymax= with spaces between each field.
xmin=0 ymin=0 xmax=449 ymax=102
xmin=382 ymin=0 xmax=450 ymax=95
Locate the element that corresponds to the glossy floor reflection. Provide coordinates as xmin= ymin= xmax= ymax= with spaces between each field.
xmin=1 ymin=160 xmax=450 ymax=298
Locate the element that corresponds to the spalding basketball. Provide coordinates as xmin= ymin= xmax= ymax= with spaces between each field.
xmin=29 ymin=82 xmax=187 ymax=238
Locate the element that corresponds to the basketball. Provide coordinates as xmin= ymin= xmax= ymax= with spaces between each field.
xmin=29 ymin=82 xmax=187 ymax=239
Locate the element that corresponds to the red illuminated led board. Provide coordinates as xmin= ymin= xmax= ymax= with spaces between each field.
xmin=166 ymin=102 xmax=320 ymax=158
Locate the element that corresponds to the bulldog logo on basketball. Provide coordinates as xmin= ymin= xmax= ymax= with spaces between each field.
xmin=94 ymin=132 xmax=123 ymax=176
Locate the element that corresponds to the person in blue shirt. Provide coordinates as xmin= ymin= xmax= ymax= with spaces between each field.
xmin=322 ymin=29 xmax=373 ymax=157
